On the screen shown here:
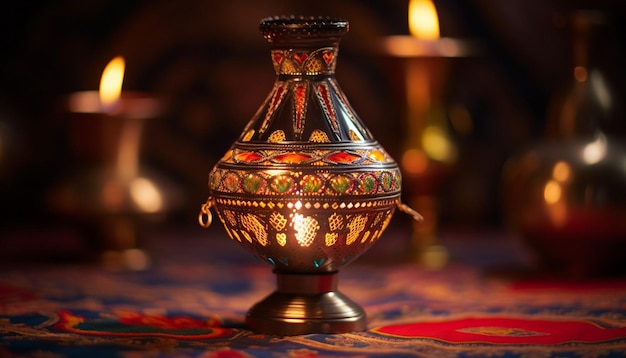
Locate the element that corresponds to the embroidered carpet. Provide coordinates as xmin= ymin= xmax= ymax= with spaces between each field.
xmin=1 ymin=228 xmax=626 ymax=357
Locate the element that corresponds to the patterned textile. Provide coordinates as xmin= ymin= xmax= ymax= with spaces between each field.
xmin=2 ymin=230 xmax=626 ymax=357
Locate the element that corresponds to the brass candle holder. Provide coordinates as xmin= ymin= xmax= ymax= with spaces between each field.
xmin=49 ymin=57 xmax=181 ymax=270
xmin=376 ymin=0 xmax=480 ymax=267
xmin=199 ymin=16 xmax=420 ymax=336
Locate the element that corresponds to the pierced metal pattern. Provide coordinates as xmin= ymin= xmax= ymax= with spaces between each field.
xmin=346 ymin=214 xmax=368 ymax=245
xmin=309 ymin=129 xmax=330 ymax=143
xmin=268 ymin=130 xmax=286 ymax=143
xmin=325 ymin=232 xmax=338 ymax=246
xmin=241 ymin=213 xmax=268 ymax=246
xmin=269 ymin=212 xmax=287 ymax=231
xmin=360 ymin=231 xmax=371 ymax=244
xmin=212 ymin=198 xmax=397 ymax=272
xmin=328 ymin=212 xmax=344 ymax=231
xmin=292 ymin=214 xmax=320 ymax=247
xmin=276 ymin=233 xmax=287 ymax=246
xmin=222 ymin=209 xmax=238 ymax=227
xmin=270 ymin=48 xmax=338 ymax=76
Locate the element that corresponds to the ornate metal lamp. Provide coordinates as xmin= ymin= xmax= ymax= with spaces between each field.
xmin=199 ymin=16 xmax=420 ymax=336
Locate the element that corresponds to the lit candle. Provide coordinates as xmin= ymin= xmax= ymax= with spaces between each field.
xmin=50 ymin=57 xmax=175 ymax=271
xmin=382 ymin=0 xmax=463 ymax=168
xmin=409 ymin=0 xmax=440 ymax=39
xmin=68 ymin=56 xmax=160 ymax=119
xmin=99 ymin=56 xmax=125 ymax=113
xmin=67 ymin=57 xmax=161 ymax=181
xmin=379 ymin=0 xmax=479 ymax=58
xmin=62 ymin=56 xmax=166 ymax=216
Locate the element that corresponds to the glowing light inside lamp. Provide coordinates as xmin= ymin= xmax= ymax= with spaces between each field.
xmin=99 ymin=56 xmax=125 ymax=112
xmin=409 ymin=0 xmax=440 ymax=39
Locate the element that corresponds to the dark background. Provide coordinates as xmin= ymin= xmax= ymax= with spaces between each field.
xmin=1 ymin=0 xmax=625 ymax=258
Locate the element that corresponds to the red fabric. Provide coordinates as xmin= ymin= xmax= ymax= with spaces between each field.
xmin=375 ymin=317 xmax=626 ymax=344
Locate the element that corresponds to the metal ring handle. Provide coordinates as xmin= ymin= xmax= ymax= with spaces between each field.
xmin=198 ymin=197 xmax=214 ymax=228
xmin=397 ymin=199 xmax=423 ymax=222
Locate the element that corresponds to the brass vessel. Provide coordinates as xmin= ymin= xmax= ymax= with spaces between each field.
xmin=199 ymin=16 xmax=420 ymax=335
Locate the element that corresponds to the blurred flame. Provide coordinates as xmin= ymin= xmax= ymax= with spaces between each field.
xmin=543 ymin=179 xmax=567 ymax=227
xmin=409 ymin=0 xmax=440 ymax=39
xmin=544 ymin=180 xmax=562 ymax=204
xmin=573 ymin=66 xmax=587 ymax=83
xmin=582 ymin=132 xmax=607 ymax=164
xmin=590 ymin=69 xmax=612 ymax=111
xmin=449 ymin=104 xmax=473 ymax=136
xmin=422 ymin=125 xmax=457 ymax=163
xmin=402 ymin=148 xmax=428 ymax=175
xmin=543 ymin=162 xmax=571 ymax=227
xmin=99 ymin=56 xmax=125 ymax=112
xmin=552 ymin=161 xmax=571 ymax=182
xmin=130 ymin=177 xmax=163 ymax=213
xmin=122 ymin=248 xmax=150 ymax=271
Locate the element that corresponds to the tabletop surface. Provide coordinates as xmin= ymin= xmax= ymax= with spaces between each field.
xmin=2 ymin=224 xmax=626 ymax=357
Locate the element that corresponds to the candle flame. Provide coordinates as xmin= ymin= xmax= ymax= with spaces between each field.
xmin=99 ymin=56 xmax=125 ymax=112
xmin=409 ymin=0 xmax=440 ymax=39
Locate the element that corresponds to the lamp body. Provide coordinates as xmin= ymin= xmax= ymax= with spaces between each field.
xmin=504 ymin=139 xmax=626 ymax=276
xmin=202 ymin=17 xmax=402 ymax=335
xmin=503 ymin=11 xmax=626 ymax=277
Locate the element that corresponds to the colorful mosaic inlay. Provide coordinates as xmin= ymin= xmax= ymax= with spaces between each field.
xmin=224 ymin=145 xmax=395 ymax=166
xmin=210 ymin=168 xmax=401 ymax=197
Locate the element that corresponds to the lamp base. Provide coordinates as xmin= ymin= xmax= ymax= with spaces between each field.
xmin=245 ymin=272 xmax=367 ymax=336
